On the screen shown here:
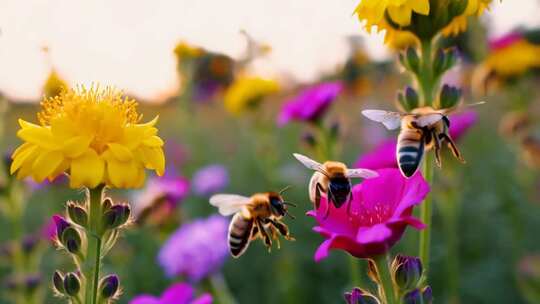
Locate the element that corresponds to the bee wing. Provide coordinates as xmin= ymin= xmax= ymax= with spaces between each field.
xmin=415 ymin=113 xmax=445 ymax=127
xmin=209 ymin=194 xmax=251 ymax=216
xmin=293 ymin=153 xmax=324 ymax=172
xmin=346 ymin=168 xmax=379 ymax=179
xmin=361 ymin=110 xmax=403 ymax=130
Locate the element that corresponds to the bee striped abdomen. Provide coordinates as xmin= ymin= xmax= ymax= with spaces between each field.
xmin=397 ymin=131 xmax=424 ymax=178
xmin=228 ymin=213 xmax=254 ymax=258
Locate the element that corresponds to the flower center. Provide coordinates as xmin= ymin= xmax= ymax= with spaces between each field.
xmin=354 ymin=201 xmax=393 ymax=226
xmin=38 ymin=86 xmax=141 ymax=153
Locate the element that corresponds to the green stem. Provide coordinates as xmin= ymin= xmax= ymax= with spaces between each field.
xmin=418 ymin=39 xmax=434 ymax=107
xmin=84 ymin=185 xmax=105 ymax=304
xmin=440 ymin=191 xmax=460 ymax=304
xmin=348 ymin=256 xmax=362 ymax=288
xmin=208 ymin=272 xmax=237 ymax=304
xmin=419 ymin=153 xmax=434 ymax=280
xmin=374 ymin=254 xmax=397 ymax=304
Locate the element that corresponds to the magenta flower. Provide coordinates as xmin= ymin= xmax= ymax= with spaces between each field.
xmin=489 ymin=32 xmax=523 ymax=50
xmin=354 ymin=111 xmax=477 ymax=170
xmin=41 ymin=215 xmax=60 ymax=243
xmin=308 ymin=168 xmax=429 ymax=261
xmin=130 ymin=283 xmax=212 ymax=304
xmin=158 ymin=215 xmax=229 ymax=281
xmin=277 ymin=81 xmax=343 ymax=126
xmin=192 ymin=164 xmax=229 ymax=196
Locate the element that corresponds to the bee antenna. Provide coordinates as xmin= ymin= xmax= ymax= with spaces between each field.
xmin=285 ymin=210 xmax=296 ymax=219
xmin=283 ymin=202 xmax=297 ymax=207
xmin=279 ymin=185 xmax=293 ymax=195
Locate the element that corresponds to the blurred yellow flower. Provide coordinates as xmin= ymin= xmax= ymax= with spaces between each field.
xmin=224 ymin=77 xmax=279 ymax=115
xmin=43 ymin=70 xmax=69 ymax=99
xmin=174 ymin=41 xmax=204 ymax=60
xmin=442 ymin=0 xmax=493 ymax=36
xmin=354 ymin=0 xmax=427 ymax=48
xmin=10 ymin=85 xmax=165 ymax=189
xmin=484 ymin=39 xmax=540 ymax=77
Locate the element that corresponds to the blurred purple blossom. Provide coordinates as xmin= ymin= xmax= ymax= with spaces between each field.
xmin=158 ymin=215 xmax=229 ymax=282
xmin=277 ymin=81 xmax=343 ymax=126
xmin=132 ymin=174 xmax=190 ymax=223
xmin=130 ymin=282 xmax=212 ymax=304
xmin=308 ymin=168 xmax=429 ymax=261
xmin=192 ymin=164 xmax=229 ymax=196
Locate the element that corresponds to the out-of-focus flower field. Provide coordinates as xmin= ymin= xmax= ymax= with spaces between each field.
xmin=1 ymin=1 xmax=540 ymax=304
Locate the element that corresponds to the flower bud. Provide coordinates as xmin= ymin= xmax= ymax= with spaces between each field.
xmin=60 ymin=227 xmax=82 ymax=254
xmin=102 ymin=197 xmax=113 ymax=211
xmin=392 ymin=255 xmax=423 ymax=291
xmin=398 ymin=87 xmax=419 ymax=112
xmin=344 ymin=287 xmax=380 ymax=304
xmin=99 ymin=274 xmax=120 ymax=299
xmin=422 ymin=286 xmax=433 ymax=304
xmin=433 ymin=48 xmax=458 ymax=76
xmin=400 ymin=48 xmax=420 ymax=74
xmin=67 ymin=202 xmax=88 ymax=227
xmin=403 ymin=288 xmax=423 ymax=304
xmin=52 ymin=215 xmax=70 ymax=239
xmin=103 ymin=204 xmax=131 ymax=230
xmin=301 ymin=132 xmax=317 ymax=148
xmin=63 ymin=272 xmax=81 ymax=297
xmin=52 ymin=271 xmax=65 ymax=294
xmin=21 ymin=235 xmax=40 ymax=255
xmin=330 ymin=121 xmax=340 ymax=139
xmin=438 ymin=85 xmax=461 ymax=109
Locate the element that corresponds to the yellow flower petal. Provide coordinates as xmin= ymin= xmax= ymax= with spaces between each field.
xmin=106 ymin=159 xmax=139 ymax=188
xmin=70 ymin=150 xmax=105 ymax=188
xmin=143 ymin=136 xmax=164 ymax=147
xmin=139 ymin=146 xmax=165 ymax=176
xmin=31 ymin=150 xmax=64 ymax=182
xmin=62 ymin=135 xmax=93 ymax=158
xmin=409 ymin=0 xmax=429 ymax=15
xmin=17 ymin=122 xmax=58 ymax=150
xmin=107 ymin=143 xmax=134 ymax=162
xmin=10 ymin=144 xmax=38 ymax=174
xmin=388 ymin=5 xmax=412 ymax=26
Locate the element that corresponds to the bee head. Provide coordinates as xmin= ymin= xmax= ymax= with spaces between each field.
xmin=268 ymin=190 xmax=296 ymax=219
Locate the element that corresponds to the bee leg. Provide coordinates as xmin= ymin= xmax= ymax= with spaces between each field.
xmin=442 ymin=134 xmax=465 ymax=163
xmin=315 ymin=183 xmax=324 ymax=210
xmin=323 ymin=191 xmax=334 ymax=220
xmin=346 ymin=191 xmax=353 ymax=216
xmin=269 ymin=225 xmax=281 ymax=249
xmin=256 ymin=219 xmax=272 ymax=252
xmin=269 ymin=219 xmax=295 ymax=241
xmin=433 ymin=131 xmax=442 ymax=168
xmin=250 ymin=225 xmax=259 ymax=241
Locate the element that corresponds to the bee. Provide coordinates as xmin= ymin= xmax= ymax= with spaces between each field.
xmin=293 ymin=153 xmax=379 ymax=216
xmin=362 ymin=104 xmax=483 ymax=178
xmin=209 ymin=189 xmax=295 ymax=258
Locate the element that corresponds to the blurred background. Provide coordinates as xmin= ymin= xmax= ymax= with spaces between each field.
xmin=1 ymin=0 xmax=540 ymax=303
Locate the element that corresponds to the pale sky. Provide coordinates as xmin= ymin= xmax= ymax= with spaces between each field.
xmin=1 ymin=0 xmax=539 ymax=101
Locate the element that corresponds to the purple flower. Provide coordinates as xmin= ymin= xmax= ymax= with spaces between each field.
xmin=344 ymin=287 xmax=379 ymax=304
xmin=132 ymin=175 xmax=190 ymax=224
xmin=354 ymin=111 xmax=478 ymax=170
xmin=130 ymin=283 xmax=212 ymax=304
xmin=158 ymin=215 xmax=229 ymax=281
xmin=192 ymin=165 xmax=229 ymax=196
xmin=277 ymin=81 xmax=343 ymax=126
xmin=308 ymin=168 xmax=429 ymax=261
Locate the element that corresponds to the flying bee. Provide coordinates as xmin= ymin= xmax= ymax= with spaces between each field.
xmin=209 ymin=189 xmax=296 ymax=258
xmin=362 ymin=103 xmax=484 ymax=178
xmin=293 ymin=153 xmax=379 ymax=216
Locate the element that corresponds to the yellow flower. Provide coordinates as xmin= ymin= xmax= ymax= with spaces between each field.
xmin=224 ymin=77 xmax=279 ymax=115
xmin=354 ymin=0 xmax=428 ymax=47
xmin=10 ymin=85 xmax=165 ymax=189
xmin=43 ymin=70 xmax=69 ymax=99
xmin=442 ymin=0 xmax=493 ymax=36
xmin=174 ymin=41 xmax=204 ymax=60
xmin=484 ymin=39 xmax=540 ymax=77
